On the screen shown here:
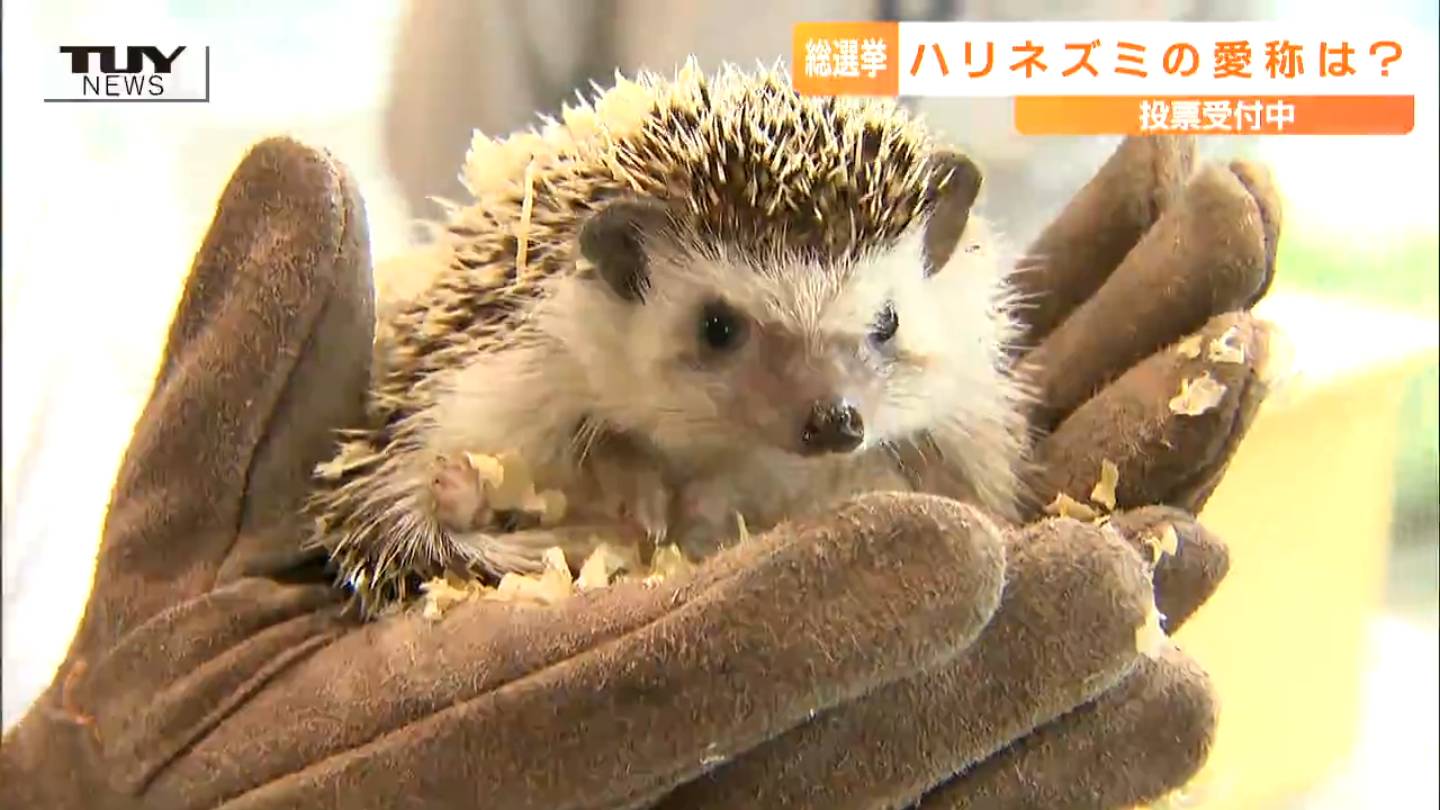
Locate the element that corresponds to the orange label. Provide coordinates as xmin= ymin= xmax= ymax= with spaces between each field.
xmin=1014 ymin=95 xmax=1415 ymax=135
xmin=791 ymin=22 xmax=900 ymax=96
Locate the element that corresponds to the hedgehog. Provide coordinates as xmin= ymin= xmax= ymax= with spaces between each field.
xmin=305 ymin=60 xmax=1032 ymax=615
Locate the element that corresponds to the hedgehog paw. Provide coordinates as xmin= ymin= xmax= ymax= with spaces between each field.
xmin=430 ymin=455 xmax=491 ymax=532
xmin=584 ymin=455 xmax=673 ymax=545
xmin=671 ymin=482 xmax=752 ymax=560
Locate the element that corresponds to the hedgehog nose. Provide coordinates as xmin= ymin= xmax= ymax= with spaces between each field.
xmin=800 ymin=399 xmax=864 ymax=455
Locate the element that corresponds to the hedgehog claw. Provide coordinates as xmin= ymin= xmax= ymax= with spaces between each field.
xmin=580 ymin=446 xmax=674 ymax=545
xmin=634 ymin=487 xmax=671 ymax=544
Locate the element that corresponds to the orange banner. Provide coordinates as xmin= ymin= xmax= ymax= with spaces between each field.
xmin=1014 ymin=95 xmax=1414 ymax=135
xmin=791 ymin=21 xmax=900 ymax=96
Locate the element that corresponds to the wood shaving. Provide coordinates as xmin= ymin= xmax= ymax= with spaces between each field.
xmin=1157 ymin=523 xmax=1179 ymax=556
xmin=1141 ymin=523 xmax=1181 ymax=564
xmin=420 ymin=575 xmax=489 ymax=621
xmin=1089 ymin=459 xmax=1120 ymax=511
xmin=1167 ymin=372 xmax=1227 ymax=416
xmin=594 ymin=75 xmax=656 ymax=138
xmin=527 ymin=547 xmax=577 ymax=603
xmin=463 ymin=452 xmax=505 ymax=490
xmin=420 ymin=539 xmax=700 ymax=619
xmin=1044 ymin=492 xmax=1099 ymax=522
xmin=1173 ymin=334 xmax=1204 ymax=359
xmin=576 ymin=543 xmax=632 ymax=591
xmin=649 ymin=543 xmax=697 ymax=580
xmin=561 ymin=103 xmax=601 ymax=142
xmin=419 ymin=442 xmax=714 ymax=620
xmin=488 ymin=450 xmax=534 ymax=508
xmin=499 ymin=550 xmax=570 ymax=605
xmin=1207 ymin=325 xmax=1246 ymax=364
xmin=492 ymin=568 xmax=571 ymax=606
xmin=461 ymin=131 xmax=518 ymax=198
xmin=1135 ymin=604 xmax=1169 ymax=659
xmin=447 ymin=451 xmax=569 ymax=530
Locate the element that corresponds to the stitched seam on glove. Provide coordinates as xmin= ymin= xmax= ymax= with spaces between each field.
xmin=202 ymin=578 xmax=745 ymax=808
xmin=77 ymin=584 xmax=348 ymax=794
xmin=117 ymin=628 xmax=344 ymax=796
xmin=936 ymin=652 xmax=1145 ymax=790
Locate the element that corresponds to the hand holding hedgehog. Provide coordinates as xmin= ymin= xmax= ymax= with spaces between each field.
xmin=0 ymin=67 xmax=1282 ymax=810
xmin=309 ymin=63 xmax=1033 ymax=611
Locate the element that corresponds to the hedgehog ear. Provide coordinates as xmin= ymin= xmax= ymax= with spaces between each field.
xmin=579 ymin=198 xmax=672 ymax=303
xmin=922 ymin=150 xmax=983 ymax=278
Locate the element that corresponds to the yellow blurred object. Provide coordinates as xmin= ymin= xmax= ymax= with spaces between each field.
xmin=1172 ymin=290 xmax=1439 ymax=808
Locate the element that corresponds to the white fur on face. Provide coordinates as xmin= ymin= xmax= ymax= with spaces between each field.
xmin=849 ymin=217 xmax=1020 ymax=444
xmin=528 ymin=214 xmax=1019 ymax=469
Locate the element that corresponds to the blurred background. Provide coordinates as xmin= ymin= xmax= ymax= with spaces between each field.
xmin=2 ymin=1 xmax=1435 ymax=806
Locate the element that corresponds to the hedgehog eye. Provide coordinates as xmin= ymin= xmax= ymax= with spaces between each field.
xmin=698 ymin=299 xmax=749 ymax=353
xmin=870 ymin=301 xmax=899 ymax=344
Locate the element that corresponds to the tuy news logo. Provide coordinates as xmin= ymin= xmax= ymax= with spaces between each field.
xmin=44 ymin=45 xmax=210 ymax=102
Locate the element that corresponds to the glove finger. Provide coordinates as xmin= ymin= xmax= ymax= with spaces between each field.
xmin=656 ymin=516 xmax=1152 ymax=810
xmin=72 ymin=137 xmax=371 ymax=658
xmin=1108 ymin=506 xmax=1229 ymax=633
xmin=916 ymin=646 xmax=1216 ymax=810
xmin=1011 ymin=135 xmax=1195 ymax=350
xmin=89 ymin=493 xmax=1003 ymax=809
xmin=1228 ymin=158 xmax=1284 ymax=296
xmin=219 ymin=154 xmax=374 ymax=581
xmin=1028 ymin=311 xmax=1275 ymax=518
xmin=1021 ymin=159 xmax=1280 ymax=433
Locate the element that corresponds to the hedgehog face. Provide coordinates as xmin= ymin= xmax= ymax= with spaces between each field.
xmin=562 ymin=167 xmax=1015 ymax=469
xmin=637 ymin=262 xmax=900 ymax=459
xmin=633 ymin=230 xmax=1010 ymax=462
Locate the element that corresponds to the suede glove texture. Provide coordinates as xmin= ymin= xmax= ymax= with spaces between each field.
xmin=0 ymin=132 xmax=1279 ymax=810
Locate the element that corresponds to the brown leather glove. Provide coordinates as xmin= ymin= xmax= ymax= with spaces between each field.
xmin=664 ymin=135 xmax=1280 ymax=809
xmin=0 ymin=134 xmax=1278 ymax=810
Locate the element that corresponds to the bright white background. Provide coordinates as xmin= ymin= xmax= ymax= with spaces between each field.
xmin=2 ymin=0 xmax=418 ymax=728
